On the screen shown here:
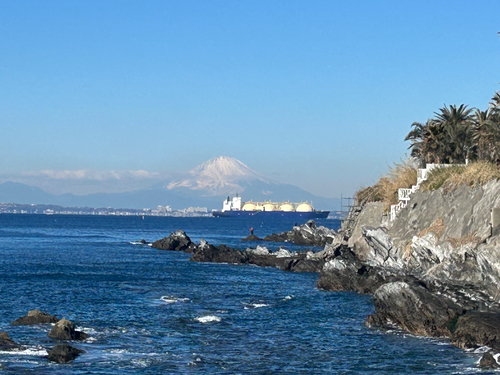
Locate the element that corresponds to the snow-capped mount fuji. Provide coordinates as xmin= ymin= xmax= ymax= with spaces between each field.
xmin=167 ymin=156 xmax=270 ymax=196
xmin=0 ymin=156 xmax=340 ymax=211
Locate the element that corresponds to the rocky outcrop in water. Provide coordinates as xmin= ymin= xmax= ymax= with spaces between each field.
xmin=47 ymin=344 xmax=84 ymax=363
xmin=0 ymin=331 xmax=23 ymax=351
xmin=48 ymin=318 xmax=88 ymax=341
xmin=263 ymin=220 xmax=338 ymax=247
xmin=152 ymin=230 xmax=196 ymax=253
xmin=190 ymin=239 xmax=324 ymax=272
xmin=241 ymin=234 xmax=263 ymax=242
xmin=479 ymin=352 xmax=500 ymax=369
xmin=11 ymin=310 xmax=59 ymax=325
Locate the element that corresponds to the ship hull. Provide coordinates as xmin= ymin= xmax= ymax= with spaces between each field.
xmin=212 ymin=210 xmax=330 ymax=219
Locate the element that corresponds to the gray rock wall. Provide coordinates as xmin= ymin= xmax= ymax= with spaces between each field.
xmin=347 ymin=202 xmax=384 ymax=261
xmin=361 ymin=179 xmax=500 ymax=302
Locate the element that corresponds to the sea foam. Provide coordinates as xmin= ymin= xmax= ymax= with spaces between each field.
xmin=160 ymin=296 xmax=190 ymax=304
xmin=195 ymin=315 xmax=221 ymax=323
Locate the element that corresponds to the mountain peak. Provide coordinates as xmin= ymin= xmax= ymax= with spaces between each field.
xmin=191 ymin=156 xmax=261 ymax=180
xmin=167 ymin=156 xmax=268 ymax=195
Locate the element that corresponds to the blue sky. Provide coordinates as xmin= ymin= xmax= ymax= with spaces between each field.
xmin=1 ymin=0 xmax=499 ymax=198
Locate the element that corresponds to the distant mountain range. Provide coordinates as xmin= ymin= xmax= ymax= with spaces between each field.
xmin=0 ymin=157 xmax=340 ymax=211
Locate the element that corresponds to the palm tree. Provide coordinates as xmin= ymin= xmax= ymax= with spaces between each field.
xmin=405 ymin=119 xmax=447 ymax=165
xmin=471 ymin=108 xmax=498 ymax=161
xmin=432 ymin=104 xmax=474 ymax=163
xmin=490 ymin=92 xmax=500 ymax=111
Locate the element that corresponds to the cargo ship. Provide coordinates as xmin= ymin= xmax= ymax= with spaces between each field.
xmin=212 ymin=195 xmax=330 ymax=219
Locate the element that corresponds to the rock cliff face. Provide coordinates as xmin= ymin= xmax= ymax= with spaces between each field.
xmin=318 ymin=179 xmax=500 ymax=361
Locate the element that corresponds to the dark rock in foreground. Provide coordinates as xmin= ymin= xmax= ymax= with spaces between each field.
xmin=451 ymin=312 xmax=500 ymax=351
xmin=152 ymin=230 xmax=195 ymax=253
xmin=263 ymin=220 xmax=338 ymax=247
xmin=367 ymin=281 xmax=462 ymax=337
xmin=479 ymin=352 xmax=500 ymax=369
xmin=48 ymin=318 xmax=88 ymax=341
xmin=47 ymin=344 xmax=84 ymax=363
xmin=0 ymin=331 xmax=23 ymax=351
xmin=11 ymin=310 xmax=59 ymax=326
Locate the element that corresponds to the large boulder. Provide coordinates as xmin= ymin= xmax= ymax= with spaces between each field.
xmin=0 ymin=331 xmax=23 ymax=351
xmin=48 ymin=319 xmax=88 ymax=341
xmin=152 ymin=230 xmax=195 ymax=253
xmin=479 ymin=352 xmax=500 ymax=369
xmin=11 ymin=310 xmax=59 ymax=325
xmin=47 ymin=344 xmax=84 ymax=363
xmin=367 ymin=281 xmax=462 ymax=337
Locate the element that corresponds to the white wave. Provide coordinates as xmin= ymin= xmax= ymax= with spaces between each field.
xmin=283 ymin=295 xmax=294 ymax=300
xmin=195 ymin=315 xmax=221 ymax=323
xmin=76 ymin=326 xmax=98 ymax=335
xmin=243 ymin=303 xmax=269 ymax=310
xmin=160 ymin=296 xmax=190 ymax=304
xmin=129 ymin=241 xmax=145 ymax=245
xmin=148 ymin=244 xmax=153 ymax=247
xmin=0 ymin=347 xmax=47 ymax=356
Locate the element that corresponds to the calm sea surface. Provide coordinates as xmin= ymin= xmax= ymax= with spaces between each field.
xmin=0 ymin=214 xmax=487 ymax=374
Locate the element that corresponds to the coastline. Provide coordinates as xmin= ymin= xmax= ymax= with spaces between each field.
xmin=150 ymin=183 xmax=500 ymax=369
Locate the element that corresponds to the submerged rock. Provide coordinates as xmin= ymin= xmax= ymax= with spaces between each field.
xmin=152 ymin=230 xmax=195 ymax=253
xmin=48 ymin=318 xmax=88 ymax=341
xmin=11 ymin=310 xmax=59 ymax=325
xmin=0 ymin=331 xmax=23 ymax=351
xmin=47 ymin=344 xmax=84 ymax=363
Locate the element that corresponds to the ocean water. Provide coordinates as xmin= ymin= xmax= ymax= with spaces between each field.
xmin=0 ymin=214 xmax=488 ymax=374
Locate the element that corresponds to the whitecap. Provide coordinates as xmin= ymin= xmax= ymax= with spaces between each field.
xmin=160 ymin=296 xmax=190 ymax=304
xmin=129 ymin=241 xmax=144 ymax=245
xmin=195 ymin=315 xmax=221 ymax=323
xmin=0 ymin=347 xmax=47 ymax=356
xmin=243 ymin=303 xmax=269 ymax=310
xmin=283 ymin=295 xmax=294 ymax=300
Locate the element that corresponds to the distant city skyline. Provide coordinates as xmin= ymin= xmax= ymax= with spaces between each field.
xmin=1 ymin=0 xmax=499 ymax=199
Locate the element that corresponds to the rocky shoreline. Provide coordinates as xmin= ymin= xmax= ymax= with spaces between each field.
xmin=149 ymin=182 xmax=500 ymax=369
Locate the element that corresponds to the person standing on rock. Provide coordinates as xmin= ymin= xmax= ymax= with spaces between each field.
xmin=250 ymin=227 xmax=254 ymax=236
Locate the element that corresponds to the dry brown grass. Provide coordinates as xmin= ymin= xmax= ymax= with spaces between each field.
xmin=446 ymin=232 xmax=481 ymax=249
xmin=418 ymin=218 xmax=446 ymax=240
xmin=355 ymin=158 xmax=418 ymax=212
xmin=421 ymin=161 xmax=500 ymax=192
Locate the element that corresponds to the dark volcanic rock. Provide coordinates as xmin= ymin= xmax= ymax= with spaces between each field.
xmin=191 ymin=240 xmax=249 ymax=264
xmin=264 ymin=220 xmax=337 ymax=247
xmin=451 ymin=312 xmax=500 ymax=351
xmin=479 ymin=352 xmax=500 ymax=369
xmin=11 ymin=310 xmax=59 ymax=325
xmin=241 ymin=234 xmax=263 ymax=242
xmin=47 ymin=344 xmax=84 ymax=363
xmin=190 ymin=240 xmax=324 ymax=272
xmin=152 ymin=230 xmax=195 ymax=253
xmin=0 ymin=331 xmax=23 ymax=351
xmin=367 ymin=281 xmax=463 ymax=337
xmin=283 ymin=258 xmax=325 ymax=272
xmin=48 ymin=319 xmax=89 ymax=341
xmin=317 ymin=247 xmax=399 ymax=294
